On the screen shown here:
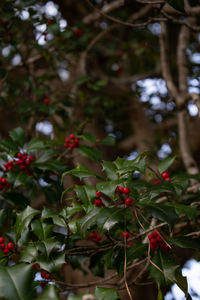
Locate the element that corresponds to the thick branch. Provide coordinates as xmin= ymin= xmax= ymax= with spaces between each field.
xmin=159 ymin=22 xmax=178 ymax=99
xmin=184 ymin=0 xmax=200 ymax=16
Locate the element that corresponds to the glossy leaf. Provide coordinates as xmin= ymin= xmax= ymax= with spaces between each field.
xmin=31 ymin=220 xmax=53 ymax=240
xmin=0 ymin=263 xmax=35 ymax=300
xmin=15 ymin=206 xmax=40 ymax=239
xmin=102 ymin=161 xmax=118 ymax=180
xmin=35 ymin=285 xmax=59 ymax=300
xmin=158 ymin=156 xmax=175 ymax=174
xmin=27 ymin=138 xmax=46 ymax=151
xmin=20 ymin=243 xmax=38 ymax=263
xmin=78 ymin=145 xmax=101 ymax=162
xmin=9 ymin=127 xmax=25 ymax=147
xmin=62 ymin=163 xmax=103 ymax=181
xmin=75 ymin=184 xmax=96 ymax=205
xmin=95 ymin=287 xmax=119 ymax=300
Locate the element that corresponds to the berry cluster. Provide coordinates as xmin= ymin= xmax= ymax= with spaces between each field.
xmin=89 ymin=233 xmax=102 ymax=243
xmin=64 ymin=134 xmax=79 ymax=149
xmin=148 ymin=230 xmax=170 ymax=253
xmin=41 ymin=270 xmax=52 ymax=280
xmin=115 ymin=186 xmax=133 ymax=206
xmin=154 ymin=171 xmax=172 ymax=184
xmin=0 ymin=237 xmax=15 ymax=255
xmin=94 ymin=191 xmax=104 ymax=207
xmin=122 ymin=231 xmax=130 ymax=239
xmin=3 ymin=153 xmax=34 ymax=175
xmin=0 ymin=177 xmax=10 ymax=190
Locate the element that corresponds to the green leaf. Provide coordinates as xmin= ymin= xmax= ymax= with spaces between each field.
xmin=143 ymin=202 xmax=177 ymax=227
xmin=68 ymin=294 xmax=82 ymax=300
xmin=41 ymin=207 xmax=66 ymax=227
xmin=37 ymin=237 xmax=62 ymax=257
xmin=96 ymin=180 xmax=123 ymax=199
xmin=35 ymin=285 xmax=59 ymax=300
xmin=158 ymin=156 xmax=175 ymax=174
xmin=75 ymin=75 xmax=91 ymax=86
xmin=169 ymin=236 xmax=200 ymax=249
xmin=78 ymin=207 xmax=100 ymax=236
xmin=9 ymin=127 xmax=25 ymax=147
xmin=99 ymin=136 xmax=116 ymax=146
xmin=150 ymin=250 xmax=179 ymax=286
xmin=102 ymin=161 xmax=118 ymax=180
xmin=75 ymin=184 xmax=96 ymax=205
xmin=20 ymin=243 xmax=38 ymax=263
xmin=14 ymin=172 xmax=34 ymax=188
xmin=114 ymin=155 xmax=146 ymax=175
xmin=27 ymin=138 xmax=46 ymax=151
xmin=35 ymin=149 xmax=57 ymax=163
xmin=78 ymin=145 xmax=101 ymax=162
xmin=79 ymin=133 xmax=96 ymax=143
xmin=62 ymin=164 xmax=103 ymax=181
xmin=0 ymin=263 xmax=35 ymax=300
xmin=37 ymin=252 xmax=65 ymax=273
xmin=166 ymin=203 xmax=197 ymax=220
xmin=0 ymin=139 xmax=18 ymax=152
xmin=31 ymin=220 xmax=53 ymax=240
xmin=61 ymin=203 xmax=83 ymax=219
xmin=96 ymin=207 xmax=124 ymax=232
xmin=16 ymin=206 xmax=40 ymax=240
xmin=95 ymin=287 xmax=119 ymax=300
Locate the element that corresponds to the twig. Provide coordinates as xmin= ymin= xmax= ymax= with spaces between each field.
xmin=123 ymin=236 xmax=134 ymax=300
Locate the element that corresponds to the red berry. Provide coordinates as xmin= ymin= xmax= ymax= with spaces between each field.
xmin=3 ymin=247 xmax=9 ymax=254
xmin=20 ymin=164 xmax=26 ymax=169
xmin=69 ymin=134 xmax=75 ymax=139
xmin=94 ymin=234 xmax=102 ymax=243
xmin=65 ymin=138 xmax=70 ymax=143
xmin=0 ymin=185 xmax=4 ymax=190
xmin=17 ymin=153 xmax=23 ymax=158
xmin=94 ymin=199 xmax=103 ymax=207
xmin=44 ymin=273 xmax=51 ymax=280
xmin=128 ymin=242 xmax=134 ymax=246
xmin=125 ymin=197 xmax=133 ymax=206
xmin=32 ymin=263 xmax=39 ymax=270
xmin=44 ymin=98 xmax=50 ymax=105
xmin=118 ymin=186 xmax=124 ymax=194
xmin=141 ymin=41 xmax=148 ymax=47
xmin=122 ymin=232 xmax=130 ymax=239
xmin=7 ymin=242 xmax=14 ymax=250
xmin=96 ymin=191 xmax=101 ymax=198
xmin=29 ymin=156 xmax=34 ymax=162
xmin=70 ymin=143 xmax=75 ymax=149
xmin=0 ymin=237 xmax=4 ymax=243
xmin=150 ymin=238 xmax=157 ymax=246
xmin=64 ymin=143 xmax=69 ymax=148
xmin=0 ymin=243 xmax=5 ymax=250
xmin=164 ymin=177 xmax=172 ymax=182
xmin=156 ymin=235 xmax=163 ymax=242
xmin=1 ymin=178 xmax=6 ymax=184
xmin=161 ymin=172 xmax=169 ymax=179
xmin=74 ymin=138 xmax=79 ymax=144
xmin=41 ymin=271 xmax=46 ymax=279
xmin=47 ymin=19 xmax=52 ymax=25
xmin=154 ymin=180 xmax=160 ymax=184
xmin=150 ymin=243 xmax=157 ymax=251
xmin=148 ymin=233 xmax=154 ymax=240
xmin=96 ymin=138 xmax=101 ymax=142
xmin=74 ymin=29 xmax=83 ymax=37
xmin=89 ymin=233 xmax=97 ymax=238
xmin=123 ymin=187 xmax=131 ymax=194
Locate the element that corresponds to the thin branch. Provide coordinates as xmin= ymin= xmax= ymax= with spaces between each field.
xmin=124 ymin=236 xmax=134 ymax=300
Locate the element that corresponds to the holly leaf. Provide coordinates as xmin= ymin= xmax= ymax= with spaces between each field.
xmin=0 ymin=263 xmax=35 ymax=300
xmin=35 ymin=285 xmax=59 ymax=300
xmin=95 ymin=287 xmax=119 ymax=300
xmin=15 ymin=206 xmax=40 ymax=240
xmin=9 ymin=127 xmax=25 ymax=147
xmin=31 ymin=220 xmax=53 ymax=240
xmin=78 ymin=145 xmax=101 ymax=162
xmin=62 ymin=164 xmax=103 ymax=181
xmin=158 ymin=156 xmax=175 ymax=174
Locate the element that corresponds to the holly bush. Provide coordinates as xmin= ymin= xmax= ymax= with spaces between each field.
xmin=1 ymin=0 xmax=200 ymax=299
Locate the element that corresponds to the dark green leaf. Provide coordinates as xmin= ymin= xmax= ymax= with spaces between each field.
xmin=96 ymin=180 xmax=123 ymax=199
xmin=37 ymin=252 xmax=65 ymax=273
xmin=169 ymin=236 xmax=200 ymax=249
xmin=99 ymin=136 xmax=116 ymax=146
xmin=20 ymin=243 xmax=38 ymax=263
xmin=31 ymin=220 xmax=53 ymax=240
xmin=102 ymin=161 xmax=118 ymax=180
xmin=95 ymin=287 xmax=119 ymax=300
xmin=9 ymin=127 xmax=25 ymax=147
xmin=75 ymin=184 xmax=96 ymax=205
xmin=62 ymin=164 xmax=103 ymax=181
xmin=35 ymin=285 xmax=59 ymax=300
xmin=0 ymin=263 xmax=35 ymax=300
xmin=158 ymin=156 xmax=175 ymax=174
xmin=78 ymin=145 xmax=101 ymax=162
xmin=27 ymin=138 xmax=46 ymax=151
xmin=166 ymin=203 xmax=197 ymax=220
xmin=16 ymin=206 xmax=40 ymax=240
